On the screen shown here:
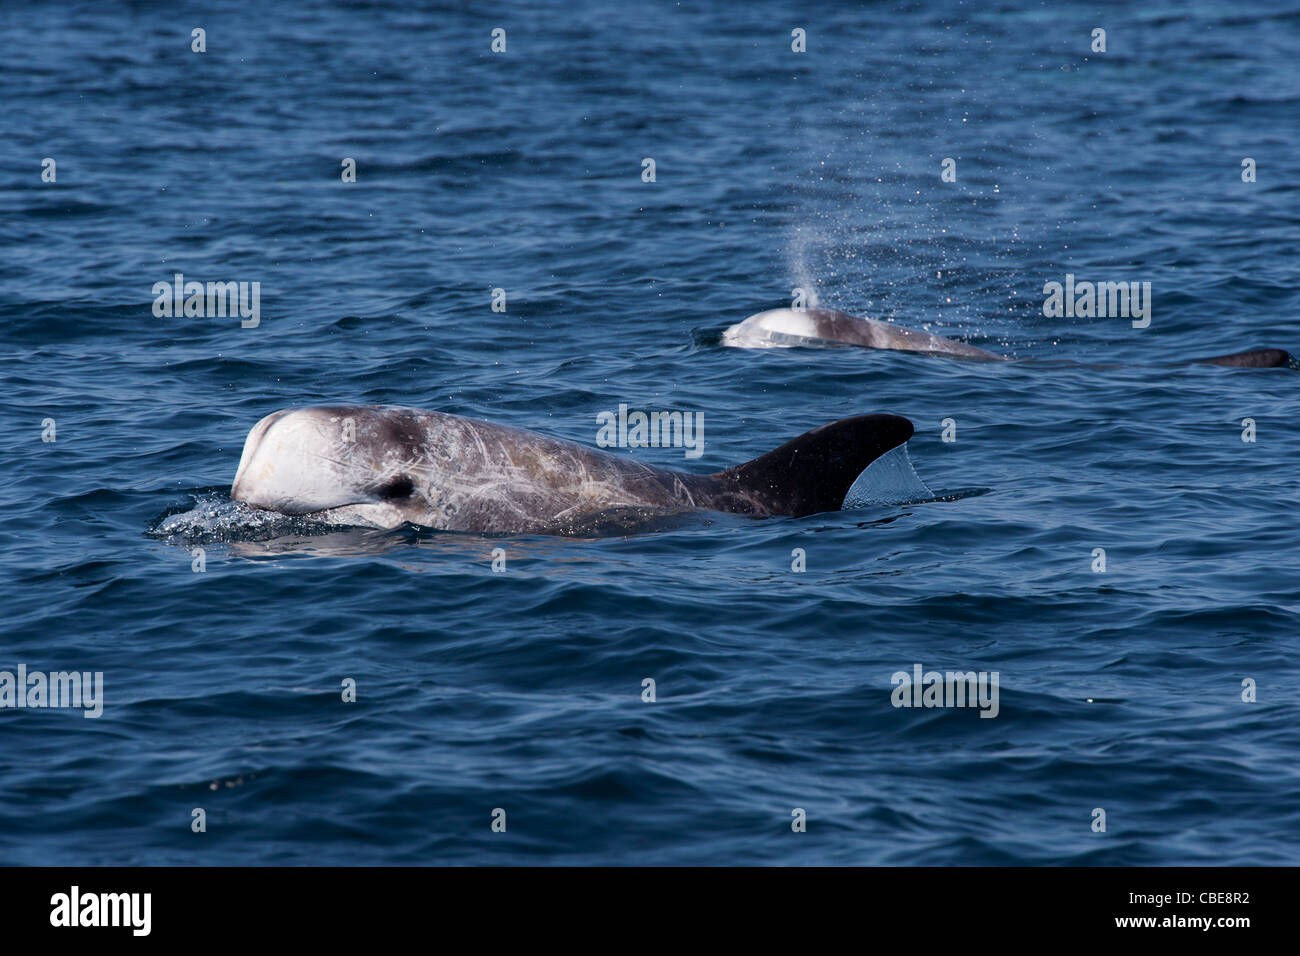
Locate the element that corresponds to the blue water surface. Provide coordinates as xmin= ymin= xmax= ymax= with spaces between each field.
xmin=2 ymin=0 xmax=1299 ymax=865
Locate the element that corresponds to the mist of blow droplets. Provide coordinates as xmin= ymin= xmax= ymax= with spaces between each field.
xmin=778 ymin=91 xmax=1029 ymax=356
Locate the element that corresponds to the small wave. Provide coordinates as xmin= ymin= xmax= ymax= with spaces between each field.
xmin=148 ymin=493 xmax=337 ymax=544
xmin=843 ymin=445 xmax=933 ymax=508
xmin=842 ymin=447 xmax=991 ymax=511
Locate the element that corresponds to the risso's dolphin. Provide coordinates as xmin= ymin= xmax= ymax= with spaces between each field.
xmin=722 ymin=307 xmax=1296 ymax=368
xmin=230 ymin=405 xmax=915 ymax=534
xmin=721 ymin=308 xmax=1005 ymax=360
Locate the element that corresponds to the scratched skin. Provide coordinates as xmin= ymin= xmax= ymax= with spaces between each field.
xmin=232 ymin=405 xmax=707 ymax=533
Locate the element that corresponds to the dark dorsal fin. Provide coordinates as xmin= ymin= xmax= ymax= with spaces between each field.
xmin=701 ymin=414 xmax=914 ymax=517
xmin=1191 ymin=348 xmax=1298 ymax=369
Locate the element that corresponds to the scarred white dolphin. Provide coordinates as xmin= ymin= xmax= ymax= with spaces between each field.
xmin=230 ymin=405 xmax=915 ymax=534
xmin=723 ymin=307 xmax=1296 ymax=368
xmin=722 ymin=308 xmax=1004 ymax=360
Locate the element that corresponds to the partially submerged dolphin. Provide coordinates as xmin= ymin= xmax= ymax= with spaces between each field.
xmin=722 ymin=308 xmax=1297 ymax=368
xmin=723 ymin=308 xmax=1003 ymax=360
xmin=1190 ymin=348 xmax=1299 ymax=368
xmin=230 ymin=405 xmax=914 ymax=534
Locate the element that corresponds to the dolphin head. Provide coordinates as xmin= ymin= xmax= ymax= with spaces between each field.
xmin=231 ymin=406 xmax=427 ymax=527
xmin=721 ymin=308 xmax=830 ymax=348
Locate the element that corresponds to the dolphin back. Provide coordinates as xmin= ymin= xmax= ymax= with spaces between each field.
xmin=1192 ymin=348 xmax=1299 ymax=369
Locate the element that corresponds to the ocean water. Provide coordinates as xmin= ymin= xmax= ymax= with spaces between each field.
xmin=2 ymin=0 xmax=1299 ymax=865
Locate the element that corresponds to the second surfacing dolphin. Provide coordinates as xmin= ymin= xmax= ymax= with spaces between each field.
xmin=722 ymin=307 xmax=1297 ymax=368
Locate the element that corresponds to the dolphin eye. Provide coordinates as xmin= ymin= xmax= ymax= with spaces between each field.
xmin=374 ymin=475 xmax=414 ymax=500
